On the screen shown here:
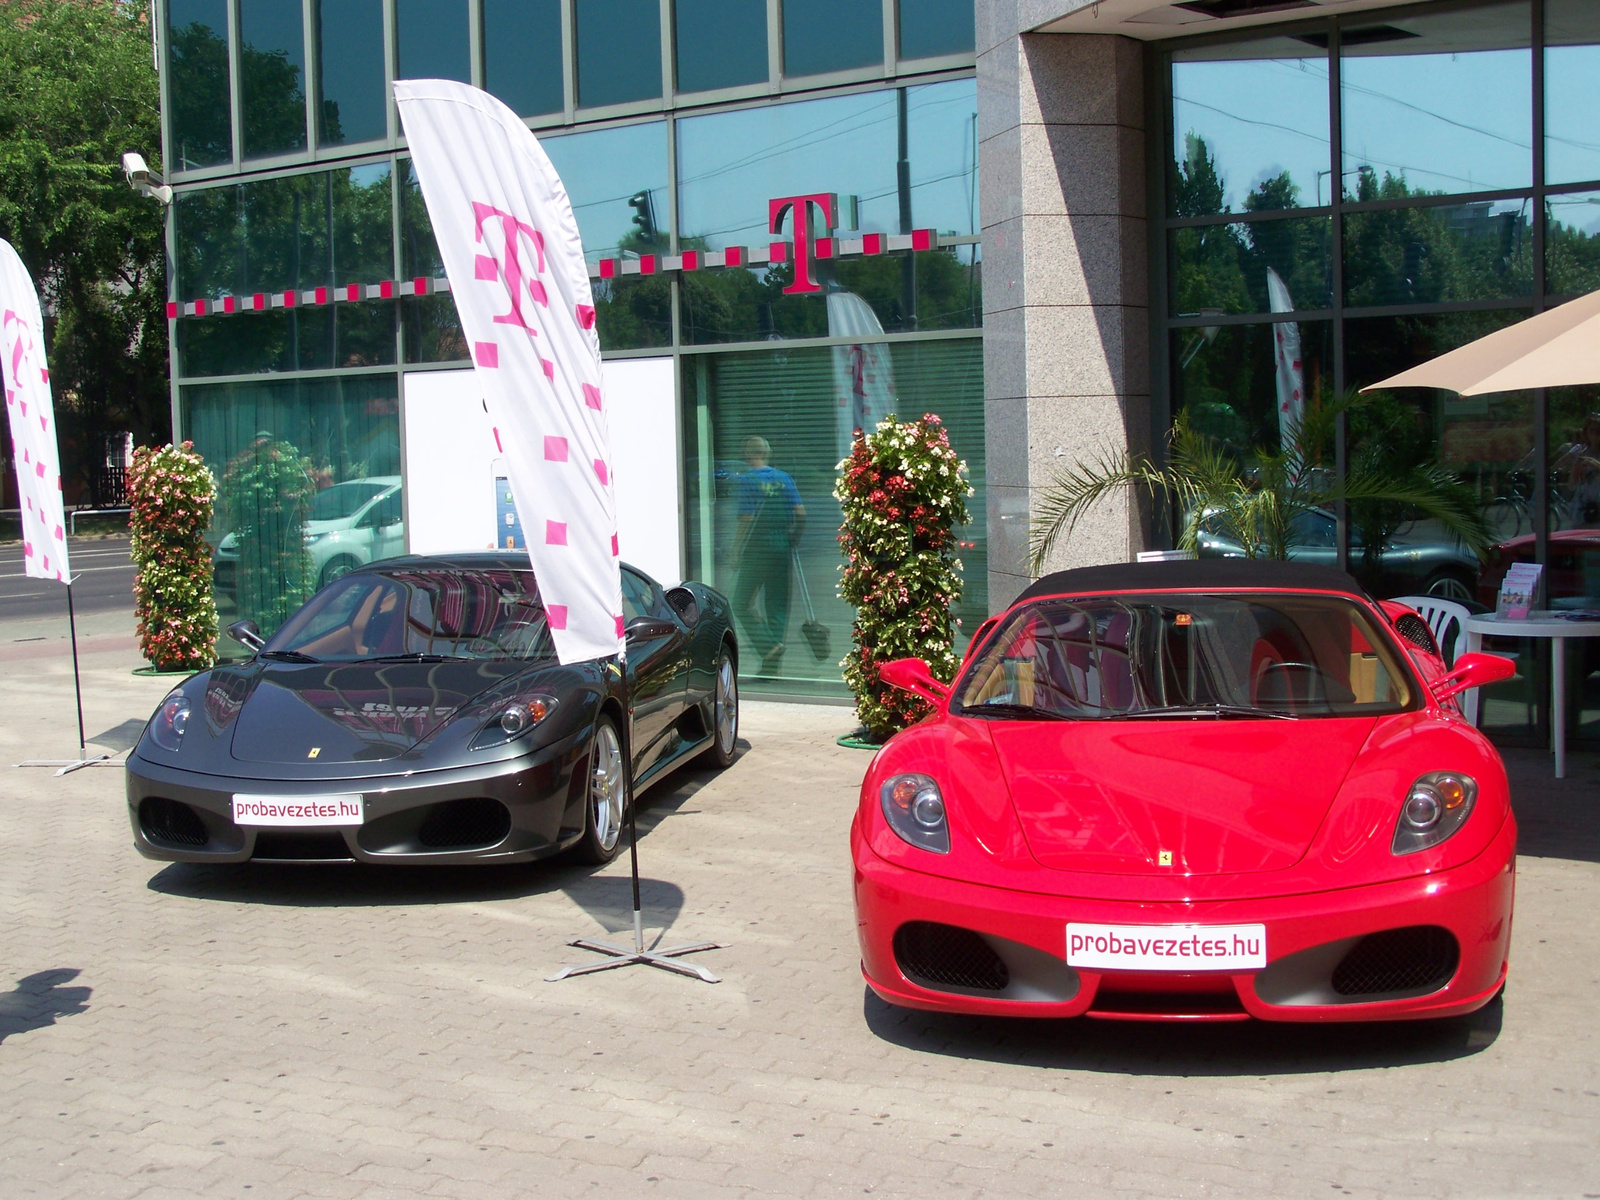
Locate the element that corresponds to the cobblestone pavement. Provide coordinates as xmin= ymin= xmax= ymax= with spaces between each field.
xmin=1 ymin=645 xmax=1598 ymax=1199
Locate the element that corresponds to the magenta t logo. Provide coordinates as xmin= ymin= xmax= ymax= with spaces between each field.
xmin=472 ymin=201 xmax=549 ymax=331
xmin=769 ymin=192 xmax=837 ymax=295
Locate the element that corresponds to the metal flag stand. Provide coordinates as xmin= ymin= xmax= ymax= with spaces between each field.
xmin=548 ymin=685 xmax=721 ymax=984
xmin=16 ymin=577 xmax=114 ymax=775
xmin=547 ymin=791 xmax=721 ymax=984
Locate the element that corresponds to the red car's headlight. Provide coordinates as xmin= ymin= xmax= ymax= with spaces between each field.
xmin=1392 ymin=771 xmax=1477 ymax=855
xmin=880 ymin=773 xmax=949 ymax=854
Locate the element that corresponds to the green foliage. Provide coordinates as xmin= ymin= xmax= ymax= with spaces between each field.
xmin=220 ymin=437 xmax=316 ymax=636
xmin=129 ymin=443 xmax=218 ymax=672
xmin=0 ymin=0 xmax=169 ymax=490
xmin=835 ymin=415 xmax=971 ymax=742
xmin=1030 ymin=393 xmax=1492 ymax=573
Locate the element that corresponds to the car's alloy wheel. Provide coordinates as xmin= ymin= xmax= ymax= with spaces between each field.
xmin=590 ymin=719 xmax=625 ymax=854
xmin=709 ymin=649 xmax=738 ymax=768
xmin=320 ymin=556 xmax=359 ymax=588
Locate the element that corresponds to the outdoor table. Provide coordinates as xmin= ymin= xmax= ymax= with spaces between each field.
xmin=1463 ymin=611 xmax=1600 ymax=778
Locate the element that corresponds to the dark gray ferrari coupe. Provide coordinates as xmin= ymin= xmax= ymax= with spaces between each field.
xmin=126 ymin=554 xmax=739 ymax=866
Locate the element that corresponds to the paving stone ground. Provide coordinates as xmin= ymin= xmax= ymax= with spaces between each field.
xmin=1 ymin=641 xmax=1598 ymax=1199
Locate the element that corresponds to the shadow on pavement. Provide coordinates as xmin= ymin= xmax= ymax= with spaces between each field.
xmin=863 ymin=987 xmax=1502 ymax=1075
xmin=89 ymin=719 xmax=148 ymax=753
xmin=0 ymin=969 xmax=91 ymax=1045
xmin=141 ymin=744 xmax=742 ymax=927
xmin=1504 ymin=748 xmax=1600 ymax=864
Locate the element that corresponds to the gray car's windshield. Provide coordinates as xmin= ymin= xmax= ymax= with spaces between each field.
xmin=955 ymin=591 xmax=1415 ymax=719
xmin=264 ymin=569 xmax=555 ymax=662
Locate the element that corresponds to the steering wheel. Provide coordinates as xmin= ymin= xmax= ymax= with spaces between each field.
xmin=1252 ymin=660 xmax=1334 ymax=711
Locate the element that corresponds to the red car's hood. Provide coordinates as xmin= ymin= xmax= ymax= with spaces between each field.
xmin=987 ymin=717 xmax=1376 ymax=875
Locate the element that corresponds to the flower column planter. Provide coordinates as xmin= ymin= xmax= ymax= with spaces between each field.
xmin=835 ymin=415 xmax=972 ymax=744
xmin=129 ymin=442 xmax=219 ymax=673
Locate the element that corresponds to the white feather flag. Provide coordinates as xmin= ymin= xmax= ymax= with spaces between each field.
xmin=0 ymin=239 xmax=71 ymax=584
xmin=395 ymin=79 xmax=622 ymax=664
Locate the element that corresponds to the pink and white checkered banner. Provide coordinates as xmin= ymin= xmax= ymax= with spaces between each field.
xmin=395 ymin=79 xmax=622 ymax=665
xmin=0 ymin=239 xmax=69 ymax=584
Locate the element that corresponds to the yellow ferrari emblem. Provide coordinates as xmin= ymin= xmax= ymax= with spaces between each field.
xmin=307 ymin=747 xmax=321 ymax=759
xmin=1158 ymin=850 xmax=1173 ymax=866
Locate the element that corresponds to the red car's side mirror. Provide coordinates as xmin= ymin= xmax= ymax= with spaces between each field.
xmin=878 ymin=657 xmax=951 ymax=705
xmin=1431 ymin=652 xmax=1516 ymax=706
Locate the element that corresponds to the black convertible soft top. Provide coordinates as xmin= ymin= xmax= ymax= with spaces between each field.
xmin=1014 ymin=558 xmax=1369 ymax=606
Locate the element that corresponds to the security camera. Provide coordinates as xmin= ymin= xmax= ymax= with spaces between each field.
xmin=122 ymin=151 xmax=151 ymax=186
xmin=122 ymin=151 xmax=171 ymax=205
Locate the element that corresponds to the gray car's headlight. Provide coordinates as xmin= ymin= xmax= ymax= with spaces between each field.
xmin=880 ymin=773 xmax=949 ymax=853
xmin=469 ymin=695 xmax=558 ymax=750
xmin=1392 ymin=771 xmax=1477 ymax=855
xmin=150 ymin=692 xmax=191 ymax=753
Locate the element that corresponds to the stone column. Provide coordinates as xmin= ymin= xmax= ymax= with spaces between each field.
xmin=979 ymin=7 xmax=1151 ymax=610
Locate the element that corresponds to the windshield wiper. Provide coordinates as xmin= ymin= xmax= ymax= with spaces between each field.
xmin=257 ymin=649 xmax=319 ymax=663
xmin=1121 ymin=703 xmax=1297 ymax=721
xmin=362 ymin=652 xmax=468 ymax=663
xmin=959 ymin=702 xmax=1076 ymax=721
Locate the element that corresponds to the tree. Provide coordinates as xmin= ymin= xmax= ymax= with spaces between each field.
xmin=1029 ymin=392 xmax=1490 ymax=573
xmin=0 ymin=0 xmax=168 ymax=502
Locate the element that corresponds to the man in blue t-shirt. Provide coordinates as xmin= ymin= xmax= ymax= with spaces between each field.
xmin=732 ymin=436 xmax=806 ymax=675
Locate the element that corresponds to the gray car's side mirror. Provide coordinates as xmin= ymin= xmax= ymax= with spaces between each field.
xmin=226 ymin=619 xmax=266 ymax=652
xmin=625 ymin=616 xmax=677 ymax=641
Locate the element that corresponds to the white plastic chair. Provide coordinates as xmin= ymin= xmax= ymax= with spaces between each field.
xmin=1391 ymin=594 xmax=1478 ymax=724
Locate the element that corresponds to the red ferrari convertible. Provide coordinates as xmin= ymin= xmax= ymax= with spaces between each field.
xmin=853 ymin=560 xmax=1518 ymax=1023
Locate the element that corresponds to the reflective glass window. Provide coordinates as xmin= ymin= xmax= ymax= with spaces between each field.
xmin=1169 ymin=216 xmax=1331 ymax=316
xmin=168 ymin=0 xmax=232 ymax=169
xmin=575 ymin=0 xmax=661 ymax=107
xmin=1343 ymin=198 xmax=1533 ymax=308
xmin=484 ymin=0 xmax=564 ymax=117
xmin=397 ymin=0 xmax=471 ymax=83
xmin=240 ymin=0 xmax=308 ymax=159
xmin=176 ymin=184 xmax=244 ymax=298
xmin=1547 ymin=382 xmax=1600 ymax=744
xmin=542 ymin=122 xmax=669 ymax=263
xmin=680 ymin=86 xmax=973 ymax=250
xmin=783 ymin=0 xmax=882 ymax=77
xmin=184 ymin=374 xmax=403 ymax=634
xmin=1546 ymin=0 xmax=1600 ymax=186
xmin=1170 ymin=319 xmax=1333 ymax=463
xmin=899 ymin=0 xmax=975 ymax=61
xmin=1169 ymin=38 xmax=1328 ymax=216
xmin=317 ymin=0 xmax=388 ymax=145
xmin=1340 ymin=3 xmax=1532 ymax=198
xmin=679 ymin=338 xmax=985 ymax=695
xmin=676 ymin=0 xmax=767 ymax=93
xmin=177 ymin=302 xmax=398 ymax=376
xmin=1547 ymin=191 xmax=1600 ymax=298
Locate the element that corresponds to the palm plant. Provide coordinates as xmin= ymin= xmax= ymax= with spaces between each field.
xmin=1029 ymin=392 xmax=1491 ymax=574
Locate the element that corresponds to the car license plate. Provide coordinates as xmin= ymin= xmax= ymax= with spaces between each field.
xmin=231 ymin=794 xmax=364 ymax=827
xmin=1066 ymin=923 xmax=1266 ymax=971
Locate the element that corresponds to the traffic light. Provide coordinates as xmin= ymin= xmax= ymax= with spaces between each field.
xmin=627 ymin=190 xmax=657 ymax=241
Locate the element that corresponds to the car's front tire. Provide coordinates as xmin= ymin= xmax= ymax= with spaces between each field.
xmin=707 ymin=647 xmax=739 ymax=769
xmin=574 ymin=715 xmax=627 ymax=864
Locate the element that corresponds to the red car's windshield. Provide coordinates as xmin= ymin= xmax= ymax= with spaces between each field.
xmin=955 ymin=591 xmax=1416 ymax=719
xmin=264 ymin=569 xmax=555 ymax=662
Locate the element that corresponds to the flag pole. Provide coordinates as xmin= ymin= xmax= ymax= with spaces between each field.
xmin=66 ymin=574 xmax=86 ymax=753
xmin=547 ymin=669 xmax=721 ymax=984
xmin=18 ymin=571 xmax=112 ymax=774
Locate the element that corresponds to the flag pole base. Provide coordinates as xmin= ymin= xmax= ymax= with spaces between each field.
xmin=16 ymin=755 xmax=117 ymax=775
xmin=546 ymin=914 xmax=721 ymax=984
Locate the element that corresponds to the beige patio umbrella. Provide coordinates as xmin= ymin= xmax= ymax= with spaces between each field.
xmin=1361 ymin=286 xmax=1600 ymax=395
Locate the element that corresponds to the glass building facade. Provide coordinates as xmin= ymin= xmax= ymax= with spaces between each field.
xmin=159 ymin=0 xmax=981 ymax=698
xmin=1152 ymin=0 xmax=1600 ymax=748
